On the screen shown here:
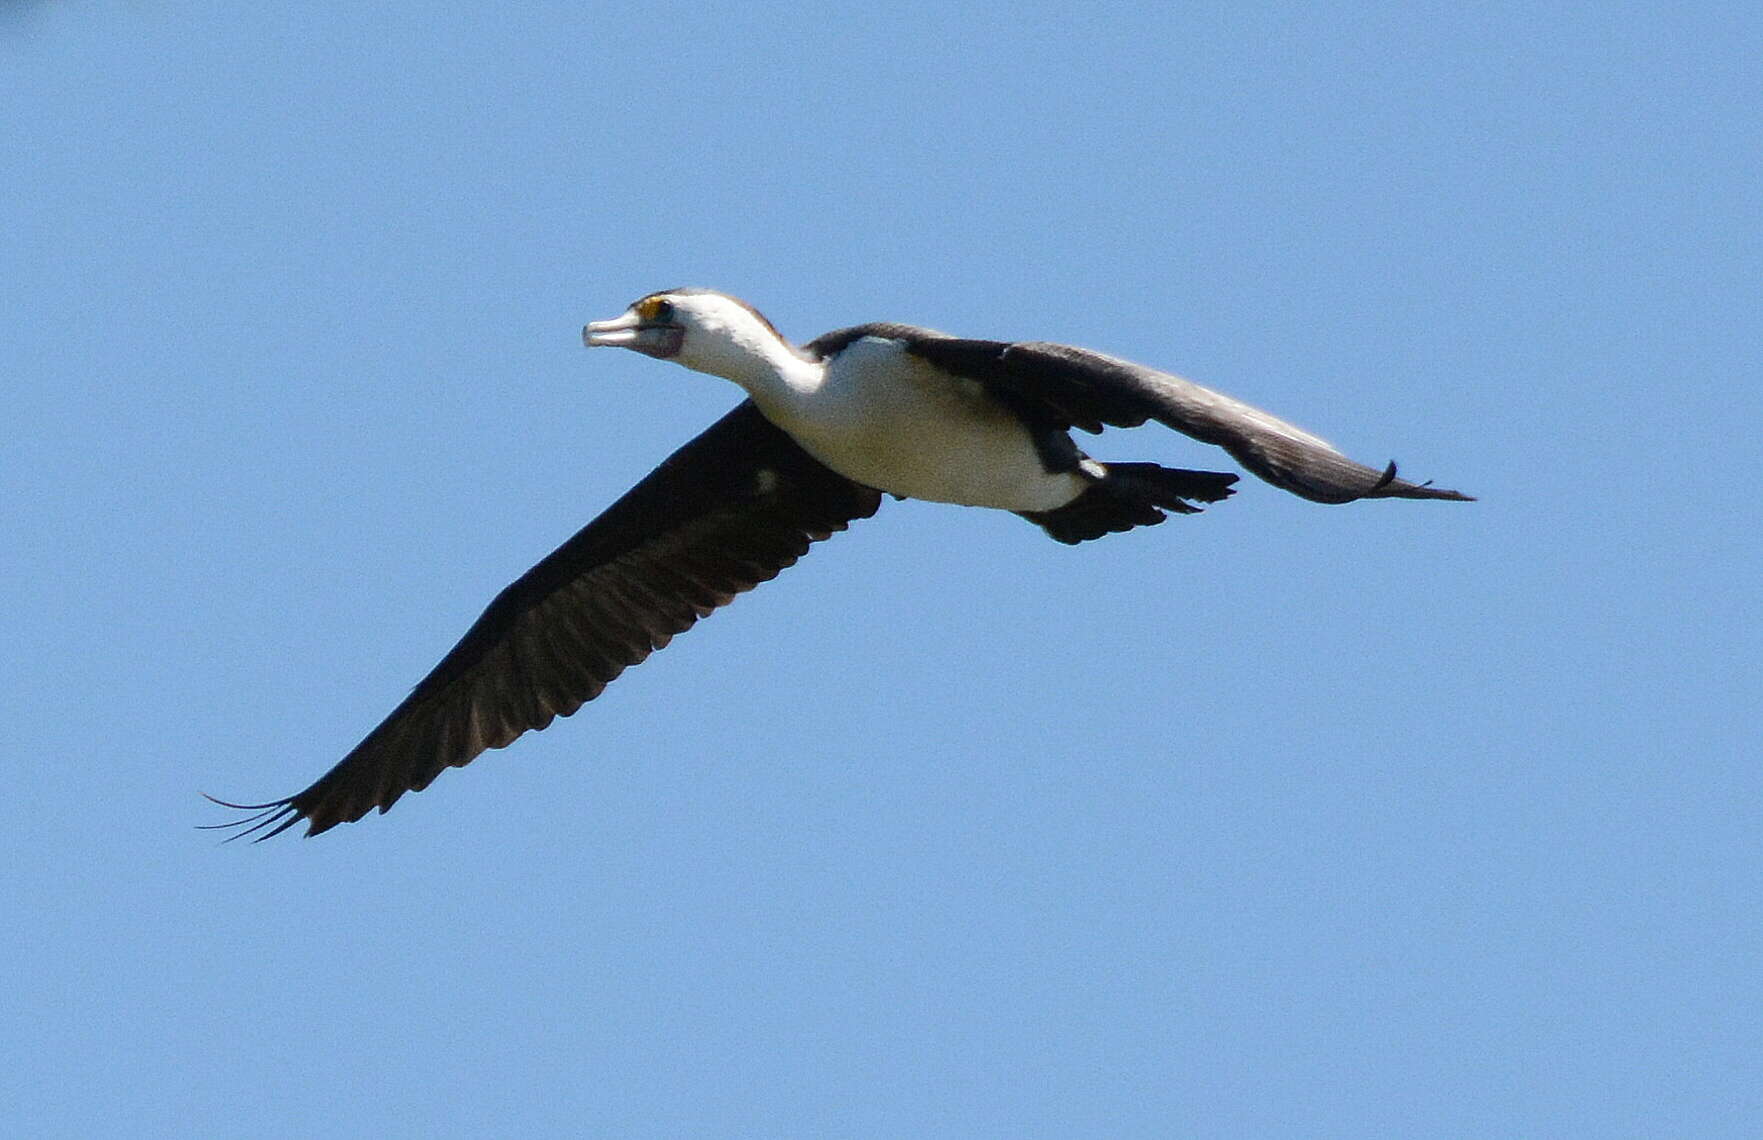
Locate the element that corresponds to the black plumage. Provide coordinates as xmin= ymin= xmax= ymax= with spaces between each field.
xmin=209 ymin=402 xmax=879 ymax=839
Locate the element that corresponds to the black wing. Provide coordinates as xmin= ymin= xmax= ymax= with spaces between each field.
xmin=209 ymin=401 xmax=883 ymax=839
xmin=809 ymin=326 xmax=1471 ymax=504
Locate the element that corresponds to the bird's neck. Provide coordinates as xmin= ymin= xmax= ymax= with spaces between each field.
xmin=684 ymin=324 xmax=825 ymax=408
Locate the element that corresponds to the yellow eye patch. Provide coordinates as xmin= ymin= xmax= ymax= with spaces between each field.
xmin=634 ymin=295 xmax=670 ymax=321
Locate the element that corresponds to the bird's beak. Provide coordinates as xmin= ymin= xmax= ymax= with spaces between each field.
xmin=582 ymin=309 xmax=685 ymax=359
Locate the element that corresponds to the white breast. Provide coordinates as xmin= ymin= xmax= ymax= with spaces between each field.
xmin=756 ymin=337 xmax=1084 ymax=512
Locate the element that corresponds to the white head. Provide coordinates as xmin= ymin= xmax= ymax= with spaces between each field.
xmin=582 ymin=289 xmax=803 ymax=387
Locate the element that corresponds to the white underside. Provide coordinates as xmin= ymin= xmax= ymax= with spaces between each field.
xmin=752 ymin=337 xmax=1087 ymax=513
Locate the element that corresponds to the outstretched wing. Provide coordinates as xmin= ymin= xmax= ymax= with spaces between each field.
xmin=811 ymin=326 xmax=1471 ymax=504
xmin=209 ymin=400 xmax=883 ymax=840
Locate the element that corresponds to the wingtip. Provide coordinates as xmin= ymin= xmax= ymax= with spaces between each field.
xmin=199 ymin=792 xmax=306 ymax=843
xmin=1366 ymin=460 xmax=1475 ymax=502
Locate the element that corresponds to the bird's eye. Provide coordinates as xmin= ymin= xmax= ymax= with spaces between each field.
xmin=636 ymin=296 xmax=674 ymax=323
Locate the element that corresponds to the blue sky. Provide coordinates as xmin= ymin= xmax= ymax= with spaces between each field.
xmin=5 ymin=2 xmax=1759 ymax=1136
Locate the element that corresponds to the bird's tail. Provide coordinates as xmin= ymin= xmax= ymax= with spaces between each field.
xmin=1016 ymin=464 xmax=1238 ymax=545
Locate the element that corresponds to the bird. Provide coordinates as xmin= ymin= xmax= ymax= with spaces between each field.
xmin=207 ymin=288 xmax=1471 ymax=840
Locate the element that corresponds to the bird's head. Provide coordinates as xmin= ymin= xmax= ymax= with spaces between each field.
xmin=582 ymin=289 xmax=799 ymax=383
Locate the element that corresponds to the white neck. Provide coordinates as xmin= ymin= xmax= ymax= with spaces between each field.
xmin=677 ymin=319 xmax=825 ymax=408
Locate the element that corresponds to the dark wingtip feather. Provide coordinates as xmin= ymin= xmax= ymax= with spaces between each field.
xmin=1363 ymin=460 xmax=1474 ymax=502
xmin=1403 ymin=485 xmax=1476 ymax=501
xmin=199 ymin=793 xmax=307 ymax=843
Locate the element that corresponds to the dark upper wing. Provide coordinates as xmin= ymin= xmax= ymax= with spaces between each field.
xmin=210 ymin=400 xmax=883 ymax=839
xmin=803 ymin=322 xmax=947 ymax=360
xmin=814 ymin=326 xmax=1471 ymax=504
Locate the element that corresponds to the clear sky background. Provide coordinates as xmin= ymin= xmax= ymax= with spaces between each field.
xmin=5 ymin=2 xmax=1759 ymax=1136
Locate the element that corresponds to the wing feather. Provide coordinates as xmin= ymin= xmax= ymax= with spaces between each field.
xmin=208 ymin=401 xmax=882 ymax=839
